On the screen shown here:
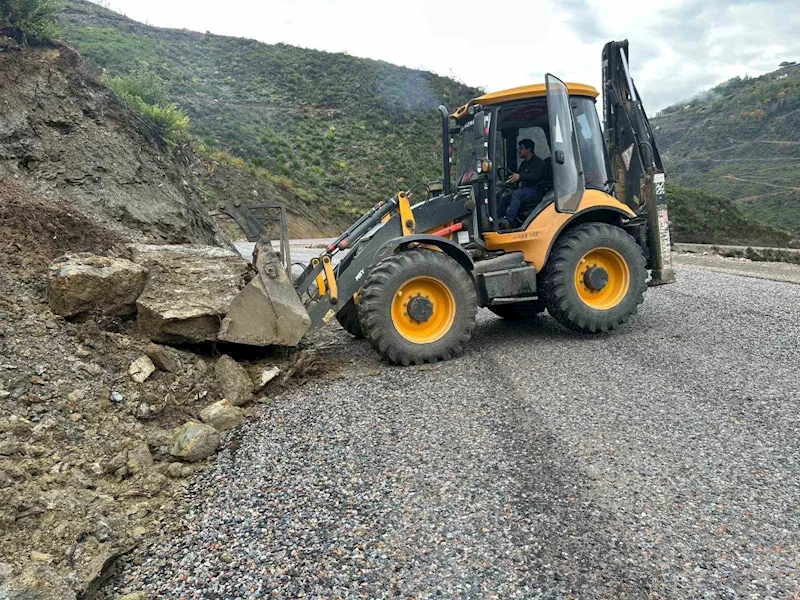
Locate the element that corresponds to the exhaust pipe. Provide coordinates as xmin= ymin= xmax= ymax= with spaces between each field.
xmin=438 ymin=105 xmax=451 ymax=196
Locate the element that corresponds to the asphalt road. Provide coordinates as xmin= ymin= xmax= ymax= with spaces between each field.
xmin=108 ymin=261 xmax=799 ymax=599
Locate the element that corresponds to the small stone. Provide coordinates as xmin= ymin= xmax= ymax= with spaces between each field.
xmin=74 ymin=346 xmax=92 ymax=358
xmin=214 ymin=355 xmax=254 ymax=406
xmin=30 ymin=551 xmax=53 ymax=564
xmin=166 ymin=462 xmax=184 ymax=478
xmin=110 ymin=391 xmax=124 ymax=403
xmin=128 ymin=356 xmax=156 ymax=383
xmin=145 ymin=343 xmax=178 ymax=373
xmin=131 ymin=526 xmax=148 ymax=539
xmin=0 ymin=562 xmax=12 ymax=583
xmin=0 ymin=441 xmax=21 ymax=456
xmin=0 ymin=470 xmax=10 ymax=488
xmin=199 ymin=399 xmax=245 ymax=431
xmin=68 ymin=413 xmax=82 ymax=422
xmin=67 ymin=389 xmax=85 ymax=404
xmin=118 ymin=592 xmax=149 ymax=600
xmin=169 ymin=421 xmax=220 ymax=462
xmin=127 ymin=442 xmax=154 ymax=473
xmin=254 ymin=366 xmax=280 ymax=391
xmin=30 ymin=376 xmax=46 ymax=386
xmin=194 ymin=359 xmax=208 ymax=376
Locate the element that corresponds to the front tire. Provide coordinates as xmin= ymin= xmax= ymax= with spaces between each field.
xmin=540 ymin=222 xmax=647 ymax=333
xmin=358 ymin=249 xmax=478 ymax=365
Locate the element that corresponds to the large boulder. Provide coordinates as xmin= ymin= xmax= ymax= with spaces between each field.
xmin=47 ymin=254 xmax=147 ymax=318
xmin=169 ymin=421 xmax=220 ymax=462
xmin=129 ymin=244 xmax=252 ymax=344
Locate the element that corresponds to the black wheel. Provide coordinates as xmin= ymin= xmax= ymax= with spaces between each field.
xmin=358 ymin=249 xmax=478 ymax=365
xmin=335 ymin=298 xmax=363 ymax=338
xmin=488 ymin=300 xmax=546 ymax=320
xmin=540 ymin=222 xmax=647 ymax=333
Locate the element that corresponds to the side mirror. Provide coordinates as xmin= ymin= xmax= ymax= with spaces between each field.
xmin=473 ymin=110 xmax=486 ymax=143
xmin=473 ymin=110 xmax=489 ymax=162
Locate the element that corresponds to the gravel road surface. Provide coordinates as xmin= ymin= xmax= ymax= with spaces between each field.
xmin=108 ymin=266 xmax=799 ymax=599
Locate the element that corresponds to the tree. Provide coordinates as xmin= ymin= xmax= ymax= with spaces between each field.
xmin=0 ymin=0 xmax=63 ymax=44
xmin=779 ymin=61 xmax=797 ymax=69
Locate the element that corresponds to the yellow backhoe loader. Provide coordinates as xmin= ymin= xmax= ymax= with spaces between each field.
xmin=219 ymin=40 xmax=675 ymax=365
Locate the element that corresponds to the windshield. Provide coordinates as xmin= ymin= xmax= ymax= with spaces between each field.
xmin=572 ymin=97 xmax=611 ymax=191
xmin=452 ymin=115 xmax=485 ymax=186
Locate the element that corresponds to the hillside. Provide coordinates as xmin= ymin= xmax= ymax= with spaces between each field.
xmin=0 ymin=41 xmax=226 ymax=247
xmin=652 ymin=63 xmax=800 ymax=235
xmin=58 ymin=0 xmax=480 ymax=230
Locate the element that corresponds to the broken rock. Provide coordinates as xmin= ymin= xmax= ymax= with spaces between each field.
xmin=130 ymin=244 xmax=251 ymax=344
xmin=255 ymin=365 xmax=280 ymax=391
xmin=200 ymin=399 xmax=244 ymax=431
xmin=214 ymin=355 xmax=254 ymax=406
xmin=144 ymin=342 xmax=179 ymax=373
xmin=169 ymin=421 xmax=220 ymax=462
xmin=47 ymin=253 xmax=147 ymax=319
xmin=128 ymin=356 xmax=156 ymax=383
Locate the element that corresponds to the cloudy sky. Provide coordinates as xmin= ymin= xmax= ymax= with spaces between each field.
xmin=93 ymin=0 xmax=799 ymax=112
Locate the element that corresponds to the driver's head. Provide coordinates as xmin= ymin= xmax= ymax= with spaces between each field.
xmin=518 ymin=138 xmax=535 ymax=160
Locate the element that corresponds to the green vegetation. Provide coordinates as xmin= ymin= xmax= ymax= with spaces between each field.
xmin=58 ymin=0 xmax=479 ymax=223
xmin=102 ymin=63 xmax=190 ymax=143
xmin=0 ymin=0 xmax=63 ymax=43
xmin=668 ymin=184 xmax=797 ymax=248
xmin=653 ymin=63 xmax=800 ymax=240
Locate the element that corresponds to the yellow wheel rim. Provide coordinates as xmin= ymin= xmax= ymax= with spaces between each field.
xmin=391 ymin=276 xmax=456 ymax=343
xmin=574 ymin=247 xmax=631 ymax=310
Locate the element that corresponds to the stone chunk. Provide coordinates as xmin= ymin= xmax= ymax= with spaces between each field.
xmin=214 ymin=355 xmax=254 ymax=406
xmin=145 ymin=343 xmax=179 ymax=373
xmin=255 ymin=366 xmax=280 ymax=391
xmin=200 ymin=399 xmax=245 ymax=431
xmin=169 ymin=421 xmax=220 ymax=462
xmin=48 ymin=253 xmax=147 ymax=318
xmin=128 ymin=356 xmax=156 ymax=383
xmin=129 ymin=244 xmax=252 ymax=344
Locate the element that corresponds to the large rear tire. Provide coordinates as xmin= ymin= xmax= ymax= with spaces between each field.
xmin=358 ymin=249 xmax=478 ymax=365
xmin=488 ymin=300 xmax=546 ymax=320
xmin=335 ymin=298 xmax=363 ymax=338
xmin=540 ymin=222 xmax=647 ymax=333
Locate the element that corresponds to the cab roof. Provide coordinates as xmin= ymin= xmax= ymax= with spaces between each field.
xmin=451 ymin=82 xmax=599 ymax=119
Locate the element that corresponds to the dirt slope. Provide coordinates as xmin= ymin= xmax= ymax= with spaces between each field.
xmin=0 ymin=42 xmax=226 ymax=246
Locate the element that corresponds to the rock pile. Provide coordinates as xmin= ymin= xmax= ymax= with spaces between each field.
xmin=47 ymin=242 xmax=310 ymax=347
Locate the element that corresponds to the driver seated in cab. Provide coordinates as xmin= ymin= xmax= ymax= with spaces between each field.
xmin=498 ymin=138 xmax=545 ymax=228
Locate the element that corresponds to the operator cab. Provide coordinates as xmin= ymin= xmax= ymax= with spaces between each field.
xmin=451 ymin=76 xmax=611 ymax=234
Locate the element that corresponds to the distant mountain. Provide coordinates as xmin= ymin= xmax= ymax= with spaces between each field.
xmin=652 ymin=63 xmax=800 ymax=235
xmin=58 ymin=1 xmax=480 ymax=229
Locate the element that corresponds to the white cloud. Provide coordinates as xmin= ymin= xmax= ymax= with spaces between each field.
xmin=92 ymin=0 xmax=800 ymax=112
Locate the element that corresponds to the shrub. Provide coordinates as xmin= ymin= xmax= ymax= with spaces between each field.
xmin=103 ymin=64 xmax=190 ymax=143
xmin=0 ymin=0 xmax=63 ymax=44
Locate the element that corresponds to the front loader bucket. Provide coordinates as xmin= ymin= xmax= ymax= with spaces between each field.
xmin=218 ymin=239 xmax=311 ymax=346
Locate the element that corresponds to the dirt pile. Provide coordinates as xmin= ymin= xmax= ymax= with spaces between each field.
xmin=0 ymin=43 xmax=227 ymax=247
